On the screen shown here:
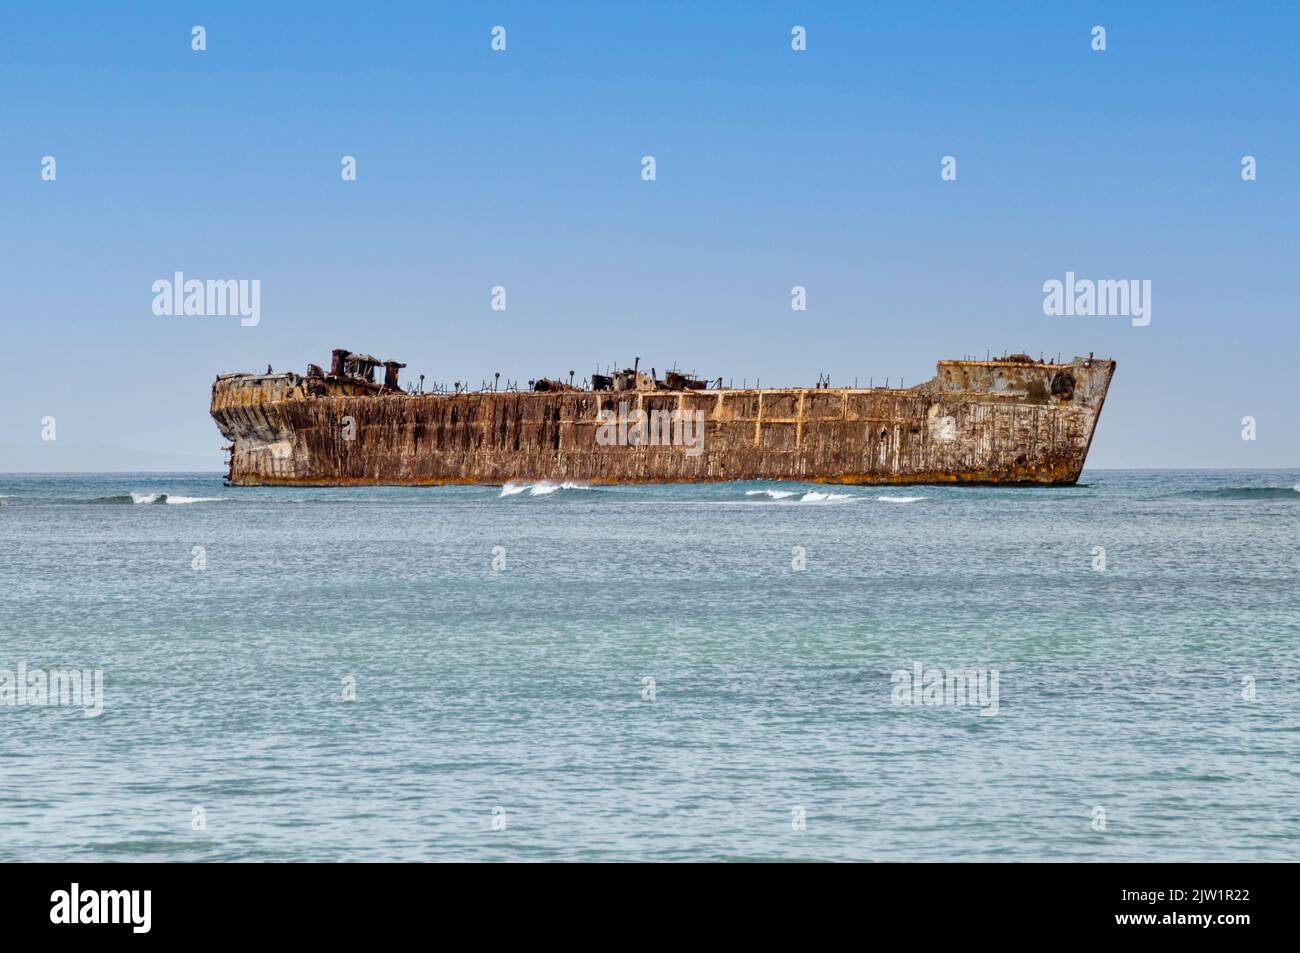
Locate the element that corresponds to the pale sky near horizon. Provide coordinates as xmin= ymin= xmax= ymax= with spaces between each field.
xmin=3 ymin=2 xmax=1298 ymax=471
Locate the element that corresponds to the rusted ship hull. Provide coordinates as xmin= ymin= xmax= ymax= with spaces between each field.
xmin=210 ymin=354 xmax=1115 ymax=486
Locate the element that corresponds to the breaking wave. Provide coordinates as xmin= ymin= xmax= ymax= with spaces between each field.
xmin=89 ymin=493 xmax=225 ymax=505
xmin=876 ymin=495 xmax=925 ymax=503
xmin=799 ymin=491 xmax=854 ymax=503
xmin=499 ymin=481 xmax=593 ymax=497
xmin=737 ymin=487 xmax=858 ymax=504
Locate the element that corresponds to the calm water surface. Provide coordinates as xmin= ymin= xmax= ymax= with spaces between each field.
xmin=1 ymin=470 xmax=1297 ymax=861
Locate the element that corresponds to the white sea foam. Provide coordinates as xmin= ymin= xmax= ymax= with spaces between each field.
xmin=130 ymin=493 xmax=223 ymax=505
xmin=500 ymin=481 xmax=592 ymax=497
xmin=745 ymin=489 xmax=796 ymax=500
xmin=876 ymin=495 xmax=925 ymax=503
xmin=799 ymin=491 xmax=853 ymax=503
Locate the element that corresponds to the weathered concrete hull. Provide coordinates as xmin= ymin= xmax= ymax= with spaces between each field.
xmin=211 ymin=357 xmax=1115 ymax=486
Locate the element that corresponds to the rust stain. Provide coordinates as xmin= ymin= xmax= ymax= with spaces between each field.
xmin=211 ymin=353 xmax=1116 ymax=487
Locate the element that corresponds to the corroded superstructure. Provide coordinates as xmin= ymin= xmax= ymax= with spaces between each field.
xmin=211 ymin=352 xmax=1115 ymax=486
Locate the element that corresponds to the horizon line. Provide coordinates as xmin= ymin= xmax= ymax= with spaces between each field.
xmin=2 ymin=467 xmax=1298 ymax=477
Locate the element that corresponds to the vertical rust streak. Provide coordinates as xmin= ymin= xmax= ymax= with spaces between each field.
xmin=795 ymin=390 xmax=805 ymax=449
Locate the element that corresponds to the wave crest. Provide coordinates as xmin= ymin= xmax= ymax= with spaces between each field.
xmin=88 ymin=493 xmax=224 ymax=505
xmin=499 ymin=481 xmax=592 ymax=497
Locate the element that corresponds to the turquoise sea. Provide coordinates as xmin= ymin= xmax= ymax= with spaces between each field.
xmin=1 ymin=470 xmax=1297 ymax=861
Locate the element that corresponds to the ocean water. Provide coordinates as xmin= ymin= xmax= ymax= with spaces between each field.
xmin=1 ymin=470 xmax=1298 ymax=862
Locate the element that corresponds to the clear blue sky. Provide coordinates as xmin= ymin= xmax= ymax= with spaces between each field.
xmin=2 ymin=2 xmax=1297 ymax=469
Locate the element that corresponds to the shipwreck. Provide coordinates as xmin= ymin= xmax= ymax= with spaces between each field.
xmin=211 ymin=349 xmax=1116 ymax=486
